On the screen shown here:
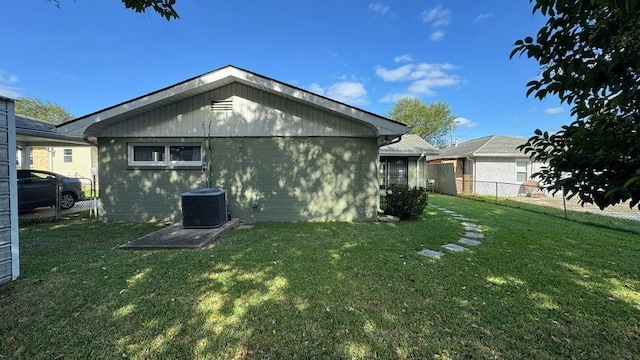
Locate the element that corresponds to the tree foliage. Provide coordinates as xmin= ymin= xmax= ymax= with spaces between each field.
xmin=511 ymin=0 xmax=640 ymax=209
xmin=387 ymin=98 xmax=456 ymax=148
xmin=15 ymin=97 xmax=74 ymax=125
xmin=48 ymin=0 xmax=180 ymax=20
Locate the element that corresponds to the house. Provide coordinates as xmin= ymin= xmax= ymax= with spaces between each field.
xmin=379 ymin=134 xmax=438 ymax=190
xmin=57 ymin=65 xmax=410 ymax=222
xmin=27 ymin=146 xmax=98 ymax=180
xmin=0 ymin=96 xmax=19 ymax=285
xmin=426 ymin=135 xmax=546 ymax=196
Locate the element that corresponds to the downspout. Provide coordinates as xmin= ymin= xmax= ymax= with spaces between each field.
xmin=466 ymin=157 xmax=475 ymax=193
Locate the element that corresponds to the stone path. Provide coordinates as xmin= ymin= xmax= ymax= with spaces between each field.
xmin=418 ymin=206 xmax=485 ymax=259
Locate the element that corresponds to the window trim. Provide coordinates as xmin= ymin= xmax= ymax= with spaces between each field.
xmin=63 ymin=148 xmax=73 ymax=163
xmin=127 ymin=143 xmax=203 ymax=167
xmin=516 ymin=160 xmax=528 ymax=183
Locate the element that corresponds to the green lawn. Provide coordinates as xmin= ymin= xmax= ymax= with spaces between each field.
xmin=1 ymin=195 xmax=638 ymax=359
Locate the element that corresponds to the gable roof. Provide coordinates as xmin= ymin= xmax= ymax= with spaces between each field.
xmin=57 ymin=65 xmax=409 ymax=141
xmin=427 ymin=135 xmax=528 ymax=159
xmin=379 ymin=134 xmax=438 ymax=156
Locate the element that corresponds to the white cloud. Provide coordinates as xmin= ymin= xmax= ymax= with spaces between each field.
xmin=369 ymin=2 xmax=390 ymax=15
xmin=375 ymin=65 xmax=413 ymax=82
xmin=430 ymin=30 xmax=445 ymax=42
xmin=307 ymin=81 xmax=368 ymax=106
xmin=473 ymin=13 xmax=494 ymax=23
xmin=0 ymin=71 xmax=18 ymax=84
xmin=326 ymin=82 xmax=368 ymax=105
xmin=0 ymin=70 xmax=21 ymax=98
xmin=307 ymin=83 xmax=325 ymax=95
xmin=394 ymin=54 xmax=413 ymax=63
xmin=376 ymin=62 xmax=460 ymax=101
xmin=420 ymin=6 xmax=451 ymax=27
xmin=545 ymin=106 xmax=563 ymax=114
xmin=454 ymin=117 xmax=479 ymax=128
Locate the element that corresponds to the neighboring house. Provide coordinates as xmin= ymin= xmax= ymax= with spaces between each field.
xmin=57 ymin=65 xmax=409 ymax=222
xmin=426 ymin=135 xmax=546 ymax=196
xmin=28 ymin=146 xmax=98 ymax=180
xmin=0 ymin=96 xmax=19 ymax=285
xmin=379 ymin=134 xmax=438 ymax=190
xmin=15 ymin=115 xmax=97 ymax=181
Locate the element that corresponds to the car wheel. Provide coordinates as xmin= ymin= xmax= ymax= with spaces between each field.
xmin=60 ymin=192 xmax=77 ymax=210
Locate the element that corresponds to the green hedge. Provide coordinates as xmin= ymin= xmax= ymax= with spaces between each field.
xmin=383 ymin=184 xmax=428 ymax=220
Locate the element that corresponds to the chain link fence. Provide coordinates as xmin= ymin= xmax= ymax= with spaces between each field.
xmin=18 ymin=176 xmax=98 ymax=223
xmin=459 ymin=180 xmax=640 ymax=233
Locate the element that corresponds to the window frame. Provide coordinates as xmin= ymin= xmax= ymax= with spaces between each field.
xmin=516 ymin=160 xmax=528 ymax=183
xmin=127 ymin=143 xmax=203 ymax=167
xmin=63 ymin=148 xmax=73 ymax=163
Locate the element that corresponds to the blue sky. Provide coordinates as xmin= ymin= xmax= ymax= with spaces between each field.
xmin=1 ymin=1 xmax=572 ymax=142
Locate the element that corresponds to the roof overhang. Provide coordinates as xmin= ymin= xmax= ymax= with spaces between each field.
xmin=16 ymin=116 xmax=94 ymax=147
xmin=57 ymin=65 xmax=410 ymax=140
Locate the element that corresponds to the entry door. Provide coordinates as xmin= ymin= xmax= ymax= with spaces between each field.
xmin=387 ymin=157 xmax=408 ymax=186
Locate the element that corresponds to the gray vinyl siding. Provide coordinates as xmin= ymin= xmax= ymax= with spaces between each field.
xmin=0 ymin=97 xmax=17 ymax=285
xmin=99 ymin=83 xmax=375 ymax=138
xmin=98 ymin=137 xmax=379 ymax=222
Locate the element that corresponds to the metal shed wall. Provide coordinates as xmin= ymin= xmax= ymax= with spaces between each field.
xmin=0 ymin=97 xmax=18 ymax=285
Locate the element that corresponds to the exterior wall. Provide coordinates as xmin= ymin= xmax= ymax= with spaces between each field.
xmin=0 ymin=97 xmax=18 ymax=285
xmin=100 ymin=83 xmax=375 ymax=138
xmin=98 ymin=137 xmax=379 ymax=222
xmin=474 ymin=157 xmax=544 ymax=196
xmin=31 ymin=148 xmax=49 ymax=170
xmin=407 ymin=157 xmax=429 ymax=188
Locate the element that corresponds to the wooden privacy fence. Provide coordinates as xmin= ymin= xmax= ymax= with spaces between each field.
xmin=425 ymin=163 xmax=457 ymax=195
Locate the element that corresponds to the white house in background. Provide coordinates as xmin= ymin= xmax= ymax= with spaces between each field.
xmin=426 ymin=135 xmax=547 ymax=196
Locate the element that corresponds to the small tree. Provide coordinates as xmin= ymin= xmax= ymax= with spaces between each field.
xmin=511 ymin=0 xmax=640 ymax=209
xmin=387 ymin=98 xmax=456 ymax=148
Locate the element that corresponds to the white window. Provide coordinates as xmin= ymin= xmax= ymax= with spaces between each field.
xmin=128 ymin=143 xmax=202 ymax=166
xmin=516 ymin=160 xmax=528 ymax=182
xmin=63 ymin=149 xmax=73 ymax=163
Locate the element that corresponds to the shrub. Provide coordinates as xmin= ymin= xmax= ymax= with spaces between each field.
xmin=384 ymin=184 xmax=428 ymax=220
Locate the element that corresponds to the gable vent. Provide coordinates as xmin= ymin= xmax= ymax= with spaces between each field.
xmin=210 ymin=98 xmax=234 ymax=112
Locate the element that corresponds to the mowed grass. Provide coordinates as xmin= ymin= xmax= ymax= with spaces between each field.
xmin=1 ymin=194 xmax=639 ymax=359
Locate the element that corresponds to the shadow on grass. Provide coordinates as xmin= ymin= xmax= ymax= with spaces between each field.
xmin=3 ymin=203 xmax=639 ymax=359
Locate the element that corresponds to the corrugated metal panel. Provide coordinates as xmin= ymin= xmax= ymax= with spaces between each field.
xmin=99 ymin=83 xmax=374 ymax=138
xmin=0 ymin=97 xmax=17 ymax=285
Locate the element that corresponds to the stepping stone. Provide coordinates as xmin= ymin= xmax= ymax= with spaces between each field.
xmin=417 ymin=249 xmax=445 ymax=259
xmin=453 ymin=216 xmax=471 ymax=221
xmin=464 ymin=232 xmax=485 ymax=239
xmin=442 ymin=243 xmax=468 ymax=252
xmin=463 ymin=226 xmax=480 ymax=232
xmin=460 ymin=222 xmax=478 ymax=228
xmin=459 ymin=238 xmax=482 ymax=246
xmin=443 ymin=210 xmax=457 ymax=214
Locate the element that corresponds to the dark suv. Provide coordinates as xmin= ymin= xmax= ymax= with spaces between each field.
xmin=17 ymin=169 xmax=85 ymax=210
